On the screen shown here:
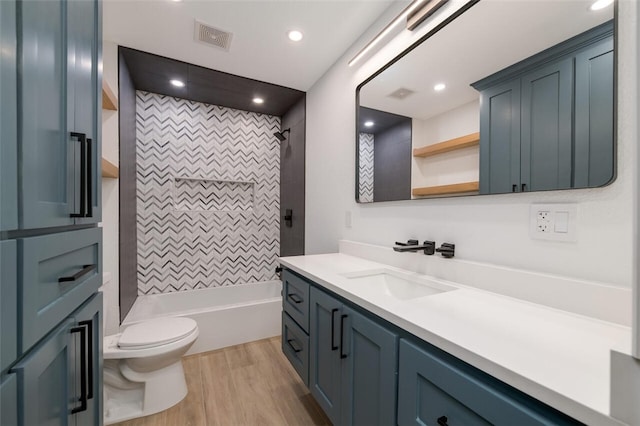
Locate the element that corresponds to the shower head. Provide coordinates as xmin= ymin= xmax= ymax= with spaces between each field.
xmin=273 ymin=128 xmax=291 ymax=142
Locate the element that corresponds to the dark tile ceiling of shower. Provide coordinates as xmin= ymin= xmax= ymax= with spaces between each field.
xmin=119 ymin=47 xmax=305 ymax=117
xmin=358 ymin=107 xmax=411 ymax=134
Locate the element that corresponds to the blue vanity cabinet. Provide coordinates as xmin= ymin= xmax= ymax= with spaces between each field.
xmin=282 ymin=269 xmax=311 ymax=385
xmin=282 ymin=311 xmax=310 ymax=385
xmin=397 ymin=339 xmax=580 ymax=426
xmin=18 ymin=0 xmax=101 ymax=230
xmin=282 ymin=269 xmax=310 ymax=332
xmin=309 ymin=286 xmax=343 ymax=423
xmin=11 ymin=293 xmax=102 ymax=426
xmin=574 ymin=36 xmax=615 ymax=188
xmin=309 ymin=286 xmax=398 ymax=425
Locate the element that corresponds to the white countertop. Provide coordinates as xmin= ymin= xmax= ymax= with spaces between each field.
xmin=279 ymin=253 xmax=631 ymax=426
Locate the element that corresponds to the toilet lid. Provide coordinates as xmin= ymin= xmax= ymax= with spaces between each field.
xmin=118 ymin=317 xmax=197 ymax=349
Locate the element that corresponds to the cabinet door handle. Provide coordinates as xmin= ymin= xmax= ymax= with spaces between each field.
xmin=330 ymin=308 xmax=339 ymax=350
xmin=287 ymin=293 xmax=303 ymax=304
xmin=512 ymin=184 xmax=518 ymax=193
xmin=287 ymin=338 xmax=302 ymax=353
xmin=79 ymin=319 xmax=94 ymax=399
xmin=70 ymin=325 xmax=88 ymax=414
xmin=437 ymin=416 xmax=448 ymax=426
xmin=58 ymin=264 xmax=96 ymax=283
xmin=340 ymin=314 xmax=348 ymax=359
xmin=70 ymin=132 xmax=87 ymax=218
xmin=521 ymin=183 xmax=527 ymax=192
xmin=85 ymin=138 xmax=93 ymax=218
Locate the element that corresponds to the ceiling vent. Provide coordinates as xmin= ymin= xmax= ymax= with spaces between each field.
xmin=194 ymin=21 xmax=233 ymax=51
xmin=387 ymin=88 xmax=416 ymax=100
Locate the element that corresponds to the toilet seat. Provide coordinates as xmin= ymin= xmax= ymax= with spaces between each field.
xmin=119 ymin=317 xmax=197 ymax=349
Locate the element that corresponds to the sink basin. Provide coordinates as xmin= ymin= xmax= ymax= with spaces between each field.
xmin=341 ymin=269 xmax=455 ymax=301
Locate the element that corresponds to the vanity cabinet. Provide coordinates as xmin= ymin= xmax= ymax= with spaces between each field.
xmin=475 ymin=21 xmax=613 ymax=195
xmin=281 ymin=267 xmax=581 ymax=425
xmin=397 ymin=339 xmax=578 ymax=426
xmin=309 ymin=286 xmax=398 ymax=426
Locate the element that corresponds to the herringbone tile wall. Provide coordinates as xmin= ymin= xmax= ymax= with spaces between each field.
xmin=136 ymin=91 xmax=281 ymax=295
xmin=358 ymin=133 xmax=374 ymax=202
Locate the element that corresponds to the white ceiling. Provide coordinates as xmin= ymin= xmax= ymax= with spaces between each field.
xmin=360 ymin=0 xmax=614 ymax=121
xmin=103 ymin=0 xmax=403 ymax=91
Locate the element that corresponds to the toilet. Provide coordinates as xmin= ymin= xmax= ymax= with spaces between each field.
xmin=102 ymin=316 xmax=199 ymax=424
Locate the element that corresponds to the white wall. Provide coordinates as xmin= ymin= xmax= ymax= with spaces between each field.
xmin=306 ymin=0 xmax=638 ymax=289
xmin=101 ymin=40 xmax=120 ymax=335
xmin=411 ymin=100 xmax=479 ymax=191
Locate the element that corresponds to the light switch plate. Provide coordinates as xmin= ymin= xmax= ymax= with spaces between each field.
xmin=529 ymin=204 xmax=578 ymax=242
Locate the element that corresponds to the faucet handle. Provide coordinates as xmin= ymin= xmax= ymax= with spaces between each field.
xmin=422 ymin=241 xmax=436 ymax=255
xmin=395 ymin=239 xmax=419 ymax=247
xmin=436 ymin=243 xmax=455 ymax=258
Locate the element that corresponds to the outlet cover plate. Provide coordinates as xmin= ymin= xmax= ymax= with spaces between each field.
xmin=529 ymin=204 xmax=578 ymax=242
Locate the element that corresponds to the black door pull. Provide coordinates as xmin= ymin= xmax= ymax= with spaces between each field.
xmin=287 ymin=293 xmax=303 ymax=304
xmin=287 ymin=339 xmax=302 ymax=353
xmin=330 ymin=308 xmax=339 ymax=350
xmin=437 ymin=416 xmax=449 ymax=426
xmin=70 ymin=132 xmax=87 ymax=218
xmin=79 ymin=319 xmax=94 ymax=399
xmin=340 ymin=314 xmax=348 ymax=359
xmin=59 ymin=264 xmax=96 ymax=283
xmin=70 ymin=325 xmax=88 ymax=414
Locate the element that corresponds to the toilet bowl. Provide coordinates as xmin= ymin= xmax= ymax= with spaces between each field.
xmin=102 ymin=316 xmax=199 ymax=425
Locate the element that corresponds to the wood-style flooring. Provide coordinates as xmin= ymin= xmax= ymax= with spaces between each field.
xmin=113 ymin=337 xmax=331 ymax=426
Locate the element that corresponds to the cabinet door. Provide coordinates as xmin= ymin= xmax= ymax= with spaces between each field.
xmin=68 ymin=0 xmax=101 ymax=225
xmin=574 ymin=35 xmax=614 ymax=188
xmin=341 ymin=306 xmax=398 ymax=426
xmin=0 ymin=0 xmax=18 ymax=232
xmin=309 ymin=287 xmax=342 ymax=424
xmin=1 ymin=241 xmax=18 ymax=372
xmin=479 ymin=79 xmax=521 ymax=194
xmin=521 ymin=58 xmax=573 ymax=192
xmin=1 ymin=374 xmax=18 ymax=426
xmin=19 ymin=0 xmax=76 ymax=229
xmin=71 ymin=293 xmax=103 ymax=426
xmin=13 ymin=319 xmax=74 ymax=426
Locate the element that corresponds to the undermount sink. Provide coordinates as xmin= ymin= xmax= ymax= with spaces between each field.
xmin=341 ymin=269 xmax=456 ymax=301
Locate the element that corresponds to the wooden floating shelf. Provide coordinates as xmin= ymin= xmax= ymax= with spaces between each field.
xmin=412 ymin=181 xmax=479 ymax=197
xmin=101 ymin=158 xmax=119 ymax=178
xmin=413 ymin=132 xmax=480 ymax=158
xmin=102 ymin=81 xmax=118 ymax=111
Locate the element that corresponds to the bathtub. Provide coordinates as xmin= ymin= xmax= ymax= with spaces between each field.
xmin=122 ymin=280 xmax=282 ymax=355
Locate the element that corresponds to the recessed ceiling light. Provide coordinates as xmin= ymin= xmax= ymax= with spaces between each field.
xmin=253 ymin=97 xmax=264 ymax=104
xmin=288 ymin=30 xmax=303 ymax=42
xmin=170 ymin=79 xmax=185 ymax=88
xmin=434 ymin=83 xmax=446 ymax=92
xmin=590 ymin=0 xmax=613 ymax=10
xmin=364 ymin=121 xmax=374 ymax=127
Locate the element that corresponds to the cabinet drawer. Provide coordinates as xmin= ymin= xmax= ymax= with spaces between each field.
xmin=398 ymin=339 xmax=579 ymax=426
xmin=282 ymin=270 xmax=310 ymax=332
xmin=282 ymin=311 xmax=309 ymax=386
xmin=1 ymin=241 xmax=18 ymax=372
xmin=19 ymin=227 xmax=102 ymax=353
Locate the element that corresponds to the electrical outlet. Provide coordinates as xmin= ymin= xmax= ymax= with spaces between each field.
xmin=530 ymin=204 xmax=577 ymax=242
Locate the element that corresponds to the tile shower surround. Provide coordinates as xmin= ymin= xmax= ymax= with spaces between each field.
xmin=135 ymin=91 xmax=280 ymax=295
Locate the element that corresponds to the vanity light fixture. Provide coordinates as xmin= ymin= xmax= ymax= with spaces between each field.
xmin=252 ymin=97 xmax=264 ymax=104
xmin=349 ymin=0 xmax=448 ymax=67
xmin=288 ymin=30 xmax=303 ymax=42
xmin=434 ymin=83 xmax=446 ymax=92
xmin=590 ymin=0 xmax=613 ymax=10
xmin=170 ymin=79 xmax=185 ymax=88
xmin=364 ymin=121 xmax=375 ymax=127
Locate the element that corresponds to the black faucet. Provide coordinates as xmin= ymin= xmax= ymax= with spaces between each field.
xmin=436 ymin=243 xmax=455 ymax=258
xmin=393 ymin=240 xmax=435 ymax=255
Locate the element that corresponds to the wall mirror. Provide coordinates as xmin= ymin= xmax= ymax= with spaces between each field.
xmin=356 ymin=0 xmax=615 ymax=203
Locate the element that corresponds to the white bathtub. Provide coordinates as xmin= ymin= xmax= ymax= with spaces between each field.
xmin=122 ymin=281 xmax=282 ymax=355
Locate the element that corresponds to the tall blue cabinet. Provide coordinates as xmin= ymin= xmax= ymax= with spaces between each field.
xmin=1 ymin=0 xmax=103 ymax=425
